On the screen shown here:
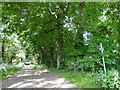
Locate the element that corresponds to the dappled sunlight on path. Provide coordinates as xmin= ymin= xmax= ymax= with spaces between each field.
xmin=2 ymin=66 xmax=75 ymax=88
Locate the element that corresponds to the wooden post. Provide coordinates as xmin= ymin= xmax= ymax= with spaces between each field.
xmin=100 ymin=43 xmax=106 ymax=75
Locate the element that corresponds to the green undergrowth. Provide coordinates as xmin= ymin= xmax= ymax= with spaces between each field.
xmin=63 ymin=72 xmax=101 ymax=88
xmin=30 ymin=65 xmax=48 ymax=70
xmin=30 ymin=65 xmax=100 ymax=88
xmin=49 ymin=69 xmax=100 ymax=88
xmin=48 ymin=68 xmax=68 ymax=74
xmin=0 ymin=66 xmax=22 ymax=82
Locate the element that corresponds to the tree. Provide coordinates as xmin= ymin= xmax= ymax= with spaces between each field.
xmin=2 ymin=2 xmax=119 ymax=71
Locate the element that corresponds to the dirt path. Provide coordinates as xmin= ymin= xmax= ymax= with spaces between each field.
xmin=2 ymin=66 xmax=75 ymax=88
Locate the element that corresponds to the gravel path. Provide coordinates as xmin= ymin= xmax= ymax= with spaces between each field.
xmin=2 ymin=65 xmax=75 ymax=88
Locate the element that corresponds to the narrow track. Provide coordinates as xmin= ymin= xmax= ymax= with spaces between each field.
xmin=2 ymin=66 xmax=75 ymax=88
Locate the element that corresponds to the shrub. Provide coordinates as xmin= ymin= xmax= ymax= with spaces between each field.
xmin=30 ymin=64 xmax=48 ymax=70
xmin=0 ymin=63 xmax=22 ymax=82
xmin=97 ymin=68 xmax=119 ymax=88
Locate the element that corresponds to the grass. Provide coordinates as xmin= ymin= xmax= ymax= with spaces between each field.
xmin=0 ymin=66 xmax=22 ymax=82
xmin=62 ymin=72 xmax=101 ymax=88
xmin=48 ymin=68 xmax=68 ymax=74
xmin=30 ymin=65 xmax=101 ymax=88
xmin=49 ymin=69 xmax=101 ymax=88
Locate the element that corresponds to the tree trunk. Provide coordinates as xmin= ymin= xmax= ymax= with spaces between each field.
xmin=2 ymin=38 xmax=5 ymax=63
xmin=57 ymin=28 xmax=61 ymax=69
xmin=57 ymin=30 xmax=64 ymax=69
xmin=57 ymin=55 xmax=60 ymax=69
xmin=9 ymin=55 xmax=13 ymax=64
xmin=56 ymin=4 xmax=70 ymax=69
xmin=37 ymin=53 xmax=41 ymax=64
xmin=73 ymin=56 xmax=76 ymax=72
xmin=41 ymin=47 xmax=46 ymax=64
xmin=56 ymin=18 xmax=64 ymax=69
xmin=50 ymin=46 xmax=54 ymax=68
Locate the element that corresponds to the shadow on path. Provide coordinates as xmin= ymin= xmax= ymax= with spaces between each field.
xmin=2 ymin=69 xmax=75 ymax=88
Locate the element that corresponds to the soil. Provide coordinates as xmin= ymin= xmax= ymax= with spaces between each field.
xmin=1 ymin=65 xmax=75 ymax=88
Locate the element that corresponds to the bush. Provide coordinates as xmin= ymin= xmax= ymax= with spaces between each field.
xmin=0 ymin=64 xmax=22 ymax=82
xmin=30 ymin=64 xmax=48 ymax=70
xmin=97 ymin=68 xmax=119 ymax=88
xmin=62 ymin=72 xmax=99 ymax=88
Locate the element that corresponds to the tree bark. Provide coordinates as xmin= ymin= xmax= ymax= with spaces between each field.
xmin=56 ymin=19 xmax=62 ymax=69
xmin=73 ymin=56 xmax=76 ymax=72
xmin=56 ymin=3 xmax=71 ymax=69
xmin=50 ymin=46 xmax=54 ymax=68
xmin=57 ymin=32 xmax=61 ymax=69
xmin=2 ymin=38 xmax=5 ymax=63
xmin=57 ymin=55 xmax=60 ymax=69
xmin=9 ymin=55 xmax=13 ymax=64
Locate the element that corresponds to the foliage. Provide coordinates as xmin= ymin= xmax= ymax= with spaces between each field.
xmin=1 ymin=2 xmax=119 ymax=88
xmin=56 ymin=70 xmax=100 ymax=88
xmin=30 ymin=64 xmax=48 ymax=70
xmin=0 ymin=64 xmax=22 ymax=82
xmin=97 ymin=68 xmax=119 ymax=88
xmin=30 ymin=66 xmax=100 ymax=88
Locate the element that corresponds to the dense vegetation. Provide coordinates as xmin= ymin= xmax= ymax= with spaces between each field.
xmin=0 ymin=63 xmax=23 ymax=82
xmin=0 ymin=2 xmax=120 ymax=88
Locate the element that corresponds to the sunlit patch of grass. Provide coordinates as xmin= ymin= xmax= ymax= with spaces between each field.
xmin=62 ymin=72 xmax=101 ymax=88
xmin=49 ymin=69 xmax=101 ymax=88
xmin=0 ymin=67 xmax=22 ymax=82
